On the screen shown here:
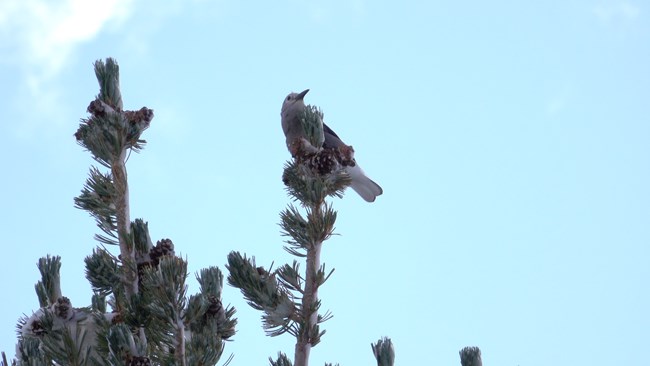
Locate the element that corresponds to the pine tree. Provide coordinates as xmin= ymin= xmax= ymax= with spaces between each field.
xmin=225 ymin=99 xmax=395 ymax=366
xmin=2 ymin=58 xmax=483 ymax=366
xmin=4 ymin=58 xmax=235 ymax=366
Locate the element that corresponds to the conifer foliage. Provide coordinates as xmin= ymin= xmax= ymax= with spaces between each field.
xmin=1 ymin=58 xmax=482 ymax=366
xmin=6 ymin=58 xmax=236 ymax=366
xmin=226 ymin=102 xmax=395 ymax=366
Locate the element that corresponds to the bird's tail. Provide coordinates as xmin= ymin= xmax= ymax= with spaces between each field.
xmin=346 ymin=165 xmax=383 ymax=202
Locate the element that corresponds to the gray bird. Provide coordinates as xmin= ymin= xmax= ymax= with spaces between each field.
xmin=281 ymin=89 xmax=383 ymax=202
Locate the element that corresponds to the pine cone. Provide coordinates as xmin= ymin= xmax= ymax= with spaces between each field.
xmin=310 ymin=149 xmax=338 ymax=175
xmin=334 ymin=144 xmax=356 ymax=167
xmin=111 ymin=311 xmax=124 ymax=325
xmin=125 ymin=107 xmax=154 ymax=125
xmin=30 ymin=319 xmax=46 ymax=337
xmin=128 ymin=356 xmax=151 ymax=366
xmin=54 ymin=297 xmax=72 ymax=320
xmin=87 ymin=99 xmax=114 ymax=117
xmin=206 ymin=295 xmax=233 ymax=340
xmin=205 ymin=296 xmax=225 ymax=321
xmin=150 ymin=238 xmax=175 ymax=266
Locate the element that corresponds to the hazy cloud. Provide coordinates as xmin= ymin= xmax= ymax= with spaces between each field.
xmin=0 ymin=0 xmax=133 ymax=138
xmin=0 ymin=0 xmax=132 ymax=77
xmin=593 ymin=1 xmax=641 ymax=23
xmin=291 ymin=0 xmax=366 ymax=23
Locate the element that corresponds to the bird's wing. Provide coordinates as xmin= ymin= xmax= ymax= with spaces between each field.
xmin=323 ymin=123 xmax=345 ymax=149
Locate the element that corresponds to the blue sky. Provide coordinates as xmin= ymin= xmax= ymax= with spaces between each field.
xmin=1 ymin=0 xmax=648 ymax=365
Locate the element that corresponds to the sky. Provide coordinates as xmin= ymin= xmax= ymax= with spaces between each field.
xmin=0 ymin=0 xmax=648 ymax=365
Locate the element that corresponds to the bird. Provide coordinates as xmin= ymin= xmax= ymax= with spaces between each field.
xmin=281 ymin=89 xmax=383 ymax=202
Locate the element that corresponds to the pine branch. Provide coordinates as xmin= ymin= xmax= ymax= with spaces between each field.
xmin=37 ymin=255 xmax=62 ymax=305
xmin=284 ymin=109 xmax=344 ymax=366
xmin=293 ymin=247 xmax=319 ymax=365
xmin=71 ymin=58 xmax=154 ymax=363
xmin=226 ymin=253 xmax=297 ymax=337
xmin=8 ymin=58 xmax=236 ymax=365
xmin=112 ymin=147 xmax=135 ymax=294
xmin=1 ymin=352 xmax=15 ymax=366
xmin=16 ymin=294 xmax=100 ymax=366
xmin=74 ymin=167 xmax=118 ymax=245
xmin=459 ymin=346 xmax=482 ymax=366
xmin=74 ymin=58 xmax=153 ymax=299
xmin=227 ymin=103 xmax=357 ymax=366
xmin=140 ymin=256 xmax=188 ymax=365
xmin=85 ymin=248 xmax=120 ymax=296
xmin=299 ymin=106 xmax=325 ymax=150
xmin=371 ymin=337 xmax=395 ymax=366
xmin=269 ymin=352 xmax=293 ymax=366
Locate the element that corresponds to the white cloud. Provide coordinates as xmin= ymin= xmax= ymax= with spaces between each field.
xmin=0 ymin=0 xmax=132 ymax=77
xmin=0 ymin=0 xmax=133 ymax=138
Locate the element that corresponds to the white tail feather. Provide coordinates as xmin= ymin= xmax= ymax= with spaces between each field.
xmin=346 ymin=165 xmax=383 ymax=202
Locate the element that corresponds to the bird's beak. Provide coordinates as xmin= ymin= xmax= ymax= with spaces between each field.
xmin=297 ymin=89 xmax=309 ymax=100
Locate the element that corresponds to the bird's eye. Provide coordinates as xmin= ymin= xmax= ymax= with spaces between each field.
xmin=286 ymin=96 xmax=291 ymax=101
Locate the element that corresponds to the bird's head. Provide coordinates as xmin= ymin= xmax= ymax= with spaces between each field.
xmin=281 ymin=89 xmax=309 ymax=115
